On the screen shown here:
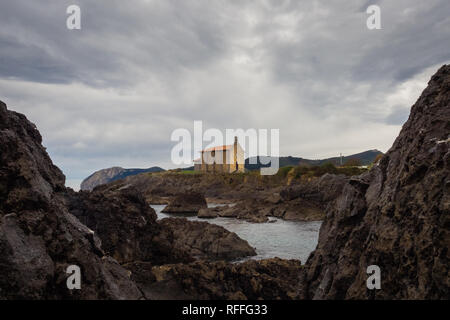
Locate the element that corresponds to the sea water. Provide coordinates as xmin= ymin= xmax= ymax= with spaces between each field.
xmin=151 ymin=204 xmax=321 ymax=264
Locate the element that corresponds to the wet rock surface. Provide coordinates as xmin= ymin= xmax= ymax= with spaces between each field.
xmin=198 ymin=207 xmax=221 ymax=218
xmin=303 ymin=65 xmax=450 ymax=299
xmin=66 ymin=185 xmax=257 ymax=264
xmin=128 ymin=258 xmax=303 ymax=300
xmin=159 ymin=217 xmax=256 ymax=261
xmin=162 ymin=192 xmax=207 ymax=214
xmin=65 ymin=185 xmax=192 ymax=266
xmin=0 ymin=100 xmax=142 ymax=299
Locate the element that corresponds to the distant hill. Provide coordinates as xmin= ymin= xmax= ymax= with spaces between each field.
xmin=80 ymin=166 xmax=165 ymax=191
xmin=245 ymin=150 xmax=383 ymax=171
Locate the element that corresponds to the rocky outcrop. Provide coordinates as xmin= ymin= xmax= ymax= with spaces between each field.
xmin=159 ymin=218 xmax=256 ymax=261
xmin=127 ymin=258 xmax=303 ymax=300
xmin=0 ymin=100 xmax=142 ymax=299
xmin=198 ymin=206 xmax=222 ymax=218
xmin=107 ymin=169 xmax=301 ymax=202
xmin=65 ymin=184 xmax=256 ymax=264
xmin=196 ymin=175 xmax=349 ymax=223
xmin=303 ymin=65 xmax=450 ymax=299
xmin=216 ymin=200 xmax=270 ymax=223
xmin=65 ymin=185 xmax=192 ymax=266
xmin=280 ymin=174 xmax=348 ymax=204
xmin=271 ymin=174 xmax=349 ymax=221
xmin=80 ymin=166 xmax=165 ymax=191
xmin=162 ymin=192 xmax=207 ymax=214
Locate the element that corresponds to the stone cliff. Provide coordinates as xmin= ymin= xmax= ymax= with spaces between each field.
xmin=0 ymin=100 xmax=142 ymax=299
xmin=303 ymin=65 xmax=450 ymax=299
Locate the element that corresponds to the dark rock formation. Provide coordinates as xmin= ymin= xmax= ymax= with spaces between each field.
xmin=0 ymin=100 xmax=142 ymax=299
xmin=80 ymin=166 xmax=165 ymax=191
xmin=116 ymin=170 xmax=348 ymax=223
xmin=65 ymin=184 xmax=192 ymax=265
xmin=271 ymin=173 xmax=350 ymax=221
xmin=198 ymin=207 xmax=222 ymax=218
xmin=127 ymin=258 xmax=303 ymax=300
xmin=280 ymin=174 xmax=348 ymax=204
xmin=159 ymin=218 xmax=256 ymax=261
xmin=201 ymin=175 xmax=349 ymax=223
xmin=162 ymin=192 xmax=207 ymax=214
xmin=66 ymin=184 xmax=256 ymax=264
xmin=216 ymin=200 xmax=270 ymax=223
xmin=303 ymin=65 xmax=450 ymax=299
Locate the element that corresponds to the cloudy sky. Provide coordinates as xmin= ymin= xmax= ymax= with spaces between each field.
xmin=1 ymin=0 xmax=449 ymax=189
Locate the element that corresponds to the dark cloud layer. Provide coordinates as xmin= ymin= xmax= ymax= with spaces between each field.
xmin=0 ymin=0 xmax=449 ymax=189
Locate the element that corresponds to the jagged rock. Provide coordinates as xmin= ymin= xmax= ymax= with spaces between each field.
xmin=162 ymin=192 xmax=207 ymax=213
xmin=65 ymin=184 xmax=192 ymax=265
xmin=128 ymin=258 xmax=303 ymax=300
xmin=282 ymin=204 xmax=324 ymax=221
xmin=280 ymin=174 xmax=348 ymax=204
xmin=194 ymin=174 xmax=348 ymax=223
xmin=303 ymin=65 xmax=450 ymax=300
xmin=66 ymin=185 xmax=255 ymax=263
xmin=0 ymin=100 xmax=142 ymax=299
xmin=159 ymin=217 xmax=256 ymax=261
xmin=266 ymin=193 xmax=282 ymax=204
xmin=146 ymin=194 xmax=170 ymax=205
xmin=198 ymin=207 xmax=221 ymax=218
xmin=215 ymin=200 xmax=269 ymax=223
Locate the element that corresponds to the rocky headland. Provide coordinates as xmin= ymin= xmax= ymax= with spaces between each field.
xmin=80 ymin=166 xmax=165 ymax=191
xmin=161 ymin=192 xmax=207 ymax=214
xmin=0 ymin=64 xmax=449 ymax=299
xmin=108 ymin=169 xmax=350 ymax=223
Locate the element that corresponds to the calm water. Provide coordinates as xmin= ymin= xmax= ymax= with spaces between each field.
xmin=151 ymin=204 xmax=321 ymax=264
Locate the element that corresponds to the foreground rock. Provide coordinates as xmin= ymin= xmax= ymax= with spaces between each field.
xmin=0 ymin=100 xmax=142 ymax=299
xmin=66 ymin=184 xmax=256 ymax=263
xmin=127 ymin=258 xmax=303 ymax=300
xmin=162 ymin=192 xmax=207 ymax=214
xmin=65 ymin=185 xmax=192 ymax=265
xmin=160 ymin=218 xmax=256 ymax=261
xmin=303 ymin=65 xmax=450 ymax=299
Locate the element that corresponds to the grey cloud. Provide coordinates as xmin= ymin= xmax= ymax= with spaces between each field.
xmin=0 ymin=0 xmax=230 ymax=87
xmin=384 ymin=105 xmax=411 ymax=125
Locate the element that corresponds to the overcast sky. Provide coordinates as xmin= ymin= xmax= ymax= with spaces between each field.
xmin=1 ymin=0 xmax=449 ymax=189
